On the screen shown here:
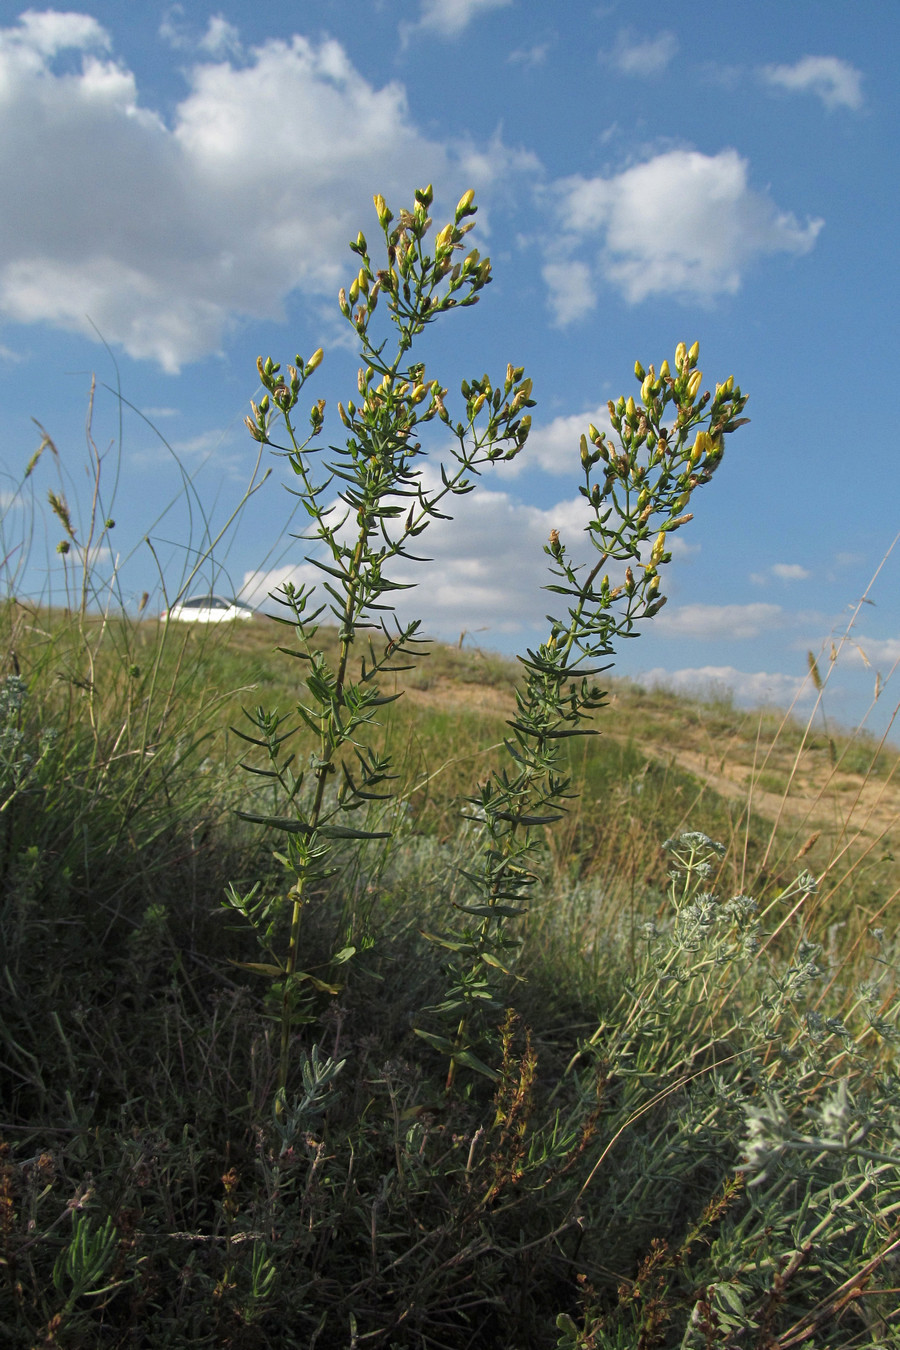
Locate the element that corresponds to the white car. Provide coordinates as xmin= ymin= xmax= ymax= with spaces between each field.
xmin=162 ymin=594 xmax=255 ymax=623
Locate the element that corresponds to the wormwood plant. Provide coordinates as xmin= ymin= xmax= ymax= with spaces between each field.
xmin=417 ymin=343 xmax=749 ymax=1086
xmin=225 ymin=186 xmax=535 ymax=1103
xmin=551 ymin=830 xmax=900 ymax=1349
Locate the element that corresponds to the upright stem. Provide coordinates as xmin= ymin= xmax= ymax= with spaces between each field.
xmin=278 ymin=884 xmax=306 ymax=1107
xmin=277 ymin=537 xmax=365 ymax=1105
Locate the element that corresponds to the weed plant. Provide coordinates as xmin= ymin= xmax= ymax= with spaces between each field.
xmin=1 ymin=187 xmax=897 ymax=1349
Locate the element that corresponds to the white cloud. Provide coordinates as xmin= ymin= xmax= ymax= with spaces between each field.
xmin=241 ymin=451 xmax=704 ymax=646
xmin=6 ymin=8 xmax=109 ymax=58
xmin=609 ymin=31 xmax=678 ymax=77
xmin=199 ymin=15 xmax=242 ymax=58
xmin=158 ymin=5 xmax=190 ymax=50
xmin=406 ymin=0 xmax=512 ymax=39
xmin=542 ymin=261 xmax=596 ymax=326
xmin=508 ymin=43 xmax=551 ymax=68
xmin=761 ymin=56 xmax=863 ymax=111
xmin=636 ymin=664 xmax=809 ymax=709
xmin=852 ymin=637 xmax=900 ymax=666
xmin=242 ymin=475 xmax=630 ymax=641
xmin=750 ymin=562 xmax=812 ymax=584
xmin=0 ymin=15 xmax=524 ymax=372
xmin=771 ymin=563 xmax=811 ymax=581
xmin=546 ymin=149 xmax=823 ymax=311
xmin=655 ymin=602 xmax=784 ymax=640
xmin=516 ymin=406 xmax=613 ymax=475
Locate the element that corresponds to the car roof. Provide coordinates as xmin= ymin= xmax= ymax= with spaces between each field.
xmin=180 ymin=594 xmax=240 ymax=605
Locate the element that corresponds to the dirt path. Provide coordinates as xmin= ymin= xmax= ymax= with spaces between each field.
xmin=401 ymin=675 xmax=900 ymax=849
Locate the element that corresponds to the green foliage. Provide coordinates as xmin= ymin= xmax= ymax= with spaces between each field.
xmin=230 ymin=185 xmax=535 ymax=1101
xmin=1 ymin=185 xmax=897 ymax=1350
xmin=415 ymin=344 xmax=749 ymax=1087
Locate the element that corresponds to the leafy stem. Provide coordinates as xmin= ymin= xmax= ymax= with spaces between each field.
xmin=419 ymin=342 xmax=750 ymax=1089
xmin=227 ymin=186 xmax=535 ymax=1107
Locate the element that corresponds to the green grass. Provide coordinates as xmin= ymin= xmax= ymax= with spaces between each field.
xmin=1 ymin=610 xmax=898 ymax=1348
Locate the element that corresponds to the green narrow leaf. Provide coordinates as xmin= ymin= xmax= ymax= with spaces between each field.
xmin=236 ymin=811 xmax=312 ymax=834
xmin=479 ymin=951 xmax=513 ymax=973
xmin=418 ymin=929 xmax=472 ymax=953
xmin=413 ymin=1028 xmax=455 ymax=1053
xmin=318 ymin=823 xmax=392 ymax=841
xmin=451 ymin=1048 xmax=501 ymax=1080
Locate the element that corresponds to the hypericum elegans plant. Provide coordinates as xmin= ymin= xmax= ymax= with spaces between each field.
xmin=224 ymin=185 xmax=535 ymax=1107
xmin=418 ymin=344 xmax=749 ymax=1088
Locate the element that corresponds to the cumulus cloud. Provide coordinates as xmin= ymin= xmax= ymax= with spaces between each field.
xmin=654 ymin=602 xmax=784 ymax=640
xmin=0 ymin=13 xmax=524 ymax=372
xmin=608 ymin=31 xmax=678 ymax=77
xmin=750 ymin=562 xmax=812 ymax=585
xmin=852 ymin=637 xmax=900 ymax=666
xmin=545 ymin=148 xmax=823 ymax=312
xmin=241 ymin=444 xmax=702 ymax=643
xmin=516 ymin=406 xmax=613 ymax=475
xmin=406 ymin=0 xmax=512 ymax=39
xmin=7 ymin=8 xmax=109 ymax=57
xmin=542 ymin=261 xmax=596 ymax=326
xmin=243 ymin=473 xmax=618 ymax=640
xmin=761 ymin=55 xmax=863 ymax=111
xmin=636 ymin=664 xmax=810 ymax=709
xmin=199 ymin=15 xmax=242 ymax=57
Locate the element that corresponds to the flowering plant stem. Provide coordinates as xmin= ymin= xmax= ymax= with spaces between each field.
xmin=418 ymin=343 xmax=749 ymax=1089
xmin=223 ymin=185 xmax=535 ymax=1107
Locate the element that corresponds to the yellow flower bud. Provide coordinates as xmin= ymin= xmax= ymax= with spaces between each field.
xmin=674 ymin=342 xmax=687 ymax=371
xmin=306 ymin=348 xmax=324 ymax=373
xmin=687 ymin=340 xmax=700 ymax=367
xmin=472 ymin=392 xmax=486 ymax=415
xmin=634 ymin=360 xmax=646 ymax=380
xmin=455 ymin=188 xmax=476 ymax=218
xmin=690 ymin=430 xmax=710 ymax=463
xmin=640 ymin=374 xmax=654 ymax=404
xmin=687 ymin=370 xmax=703 ymax=401
xmin=625 ymin=395 xmax=637 ymax=421
xmin=411 ymin=384 xmax=428 ymax=404
xmin=659 ymin=360 xmax=671 ymax=379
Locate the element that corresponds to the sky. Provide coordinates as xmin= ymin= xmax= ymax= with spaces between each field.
xmin=0 ymin=0 xmax=898 ymax=738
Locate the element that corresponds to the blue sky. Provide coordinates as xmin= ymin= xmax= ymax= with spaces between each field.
xmin=1 ymin=0 xmax=898 ymax=736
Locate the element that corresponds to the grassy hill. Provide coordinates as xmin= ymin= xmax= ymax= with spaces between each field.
xmin=1 ymin=606 xmax=898 ymax=1348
